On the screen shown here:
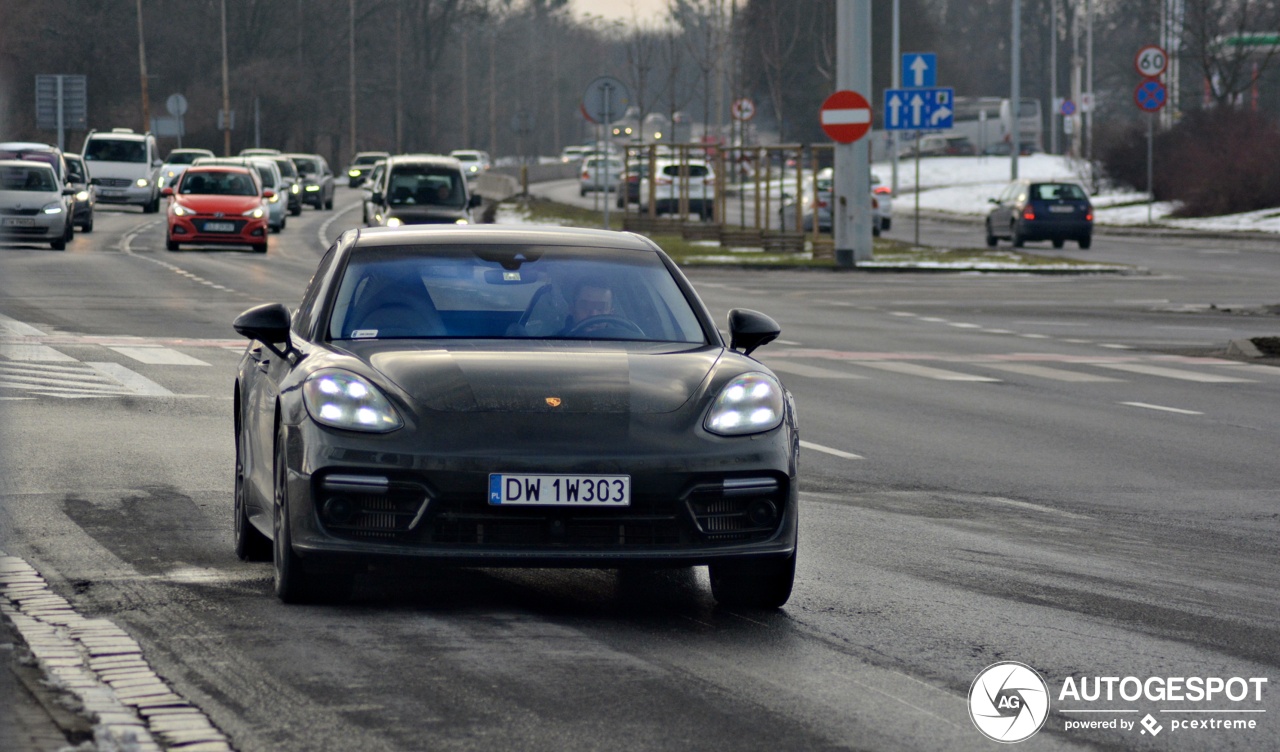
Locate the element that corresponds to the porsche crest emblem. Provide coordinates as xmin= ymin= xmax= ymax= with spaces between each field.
xmin=545 ymin=397 xmax=562 ymax=407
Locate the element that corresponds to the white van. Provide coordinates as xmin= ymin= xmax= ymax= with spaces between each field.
xmin=82 ymin=129 xmax=162 ymax=212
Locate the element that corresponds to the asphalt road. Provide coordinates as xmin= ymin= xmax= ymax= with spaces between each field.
xmin=1 ymin=187 xmax=1278 ymax=751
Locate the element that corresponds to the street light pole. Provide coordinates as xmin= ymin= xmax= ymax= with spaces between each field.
xmin=1011 ymin=0 xmax=1020 ymax=180
xmin=136 ymin=0 xmax=151 ymax=133
xmin=891 ymin=0 xmax=900 ymax=196
xmin=349 ymin=0 xmax=357 ymax=161
xmin=221 ymin=0 xmax=231 ymax=155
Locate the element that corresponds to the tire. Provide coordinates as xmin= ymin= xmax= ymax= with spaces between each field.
xmin=234 ymin=420 xmax=272 ymax=562
xmin=290 ymin=203 xmax=302 ymax=217
xmin=279 ymin=217 xmax=286 ymax=231
xmin=709 ymin=553 xmax=796 ymax=609
xmin=273 ymin=427 xmax=351 ymax=603
xmin=579 ymin=187 xmax=587 ymax=197
xmin=252 ymin=243 xmax=268 ymax=254
xmin=324 ymin=194 xmax=334 ymax=211
xmin=144 ymin=195 xmax=160 ymax=214
xmin=1011 ymin=223 xmax=1025 ymax=248
xmin=1078 ymin=235 xmax=1092 ymax=250
xmin=1052 ymin=238 xmax=1065 ymax=249
xmin=985 ymin=220 xmax=998 ymax=247
xmin=166 ymin=238 xmax=179 ymax=251
xmin=50 ymin=237 xmax=66 ymax=251
xmin=81 ymin=218 xmax=93 ymax=233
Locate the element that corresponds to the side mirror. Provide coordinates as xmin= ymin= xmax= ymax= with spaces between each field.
xmin=153 ymin=159 xmax=163 ymax=168
xmin=727 ymin=309 xmax=780 ymax=357
xmin=371 ymin=191 xmax=383 ymax=204
xmin=263 ymin=189 xmax=275 ymax=199
xmin=162 ymin=187 xmax=174 ymax=197
xmin=469 ymin=193 xmax=482 ymax=208
xmin=233 ymin=302 xmax=291 ymax=345
xmin=63 ymin=186 xmax=77 ymax=195
xmin=988 ymin=197 xmax=999 ymax=204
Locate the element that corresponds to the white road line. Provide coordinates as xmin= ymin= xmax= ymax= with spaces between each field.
xmin=982 ymin=328 xmax=1014 ymax=334
xmin=850 ymin=361 xmax=1001 ymax=382
xmin=800 ymin=441 xmax=864 ymax=460
xmin=85 ymin=362 xmax=175 ymax=396
xmin=0 ymin=312 xmax=47 ymax=337
xmin=918 ymin=317 xmax=948 ymax=323
xmin=976 ymin=363 xmax=1123 ymax=382
xmin=0 ymin=362 xmax=95 ymax=375
xmin=318 ymin=202 xmax=362 ymax=248
xmin=764 ymin=361 xmax=866 ymax=379
xmin=1089 ymin=362 xmax=1254 ymax=383
xmin=0 ymin=371 xmax=121 ymax=387
xmin=1062 ymin=339 xmax=1093 ymax=344
xmin=1099 ymin=343 xmax=1133 ymax=349
xmin=1120 ymin=402 xmax=1204 ymax=415
xmin=775 ymin=339 xmax=803 ymax=346
xmin=108 ymin=346 xmax=210 ymax=366
xmin=0 ymin=344 xmax=77 ymax=362
xmin=889 ymin=311 xmax=918 ymax=317
xmin=946 ymin=322 xmax=982 ymax=329
xmin=0 ymin=383 xmax=130 ymax=396
xmin=1018 ymin=333 xmax=1050 ymax=339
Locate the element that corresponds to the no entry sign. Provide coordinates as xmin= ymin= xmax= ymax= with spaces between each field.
xmin=820 ymin=90 xmax=872 ymax=144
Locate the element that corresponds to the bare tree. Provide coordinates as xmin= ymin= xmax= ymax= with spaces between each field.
xmin=1180 ymin=0 xmax=1280 ymax=107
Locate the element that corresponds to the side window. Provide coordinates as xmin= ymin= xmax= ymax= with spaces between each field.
xmin=293 ymin=244 xmax=341 ymax=336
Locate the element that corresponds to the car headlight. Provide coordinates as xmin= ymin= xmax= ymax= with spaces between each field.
xmin=302 ymin=369 xmax=403 ymax=433
xmin=291 ymin=183 xmax=301 ymax=194
xmin=455 ymin=219 xmax=468 ymax=225
xmin=166 ymin=170 xmax=177 ymax=178
xmin=75 ymin=190 xmax=89 ymax=202
xmin=136 ymin=178 xmax=150 ymax=187
xmin=385 ymin=217 xmax=403 ymax=227
xmin=704 ymin=372 xmax=784 ymax=436
xmin=242 ymin=207 xmax=264 ymax=218
xmin=172 ymin=203 xmax=192 ymax=217
xmin=268 ymin=193 xmax=280 ymax=203
xmin=42 ymin=202 xmax=64 ymax=214
xmin=305 ymin=184 xmax=320 ymax=191
xmin=348 ymin=169 xmax=361 ymax=177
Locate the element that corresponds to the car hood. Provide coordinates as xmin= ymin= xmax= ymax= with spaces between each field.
xmin=385 ymin=204 xmax=469 ymax=223
xmin=172 ymin=194 xmax=262 ymax=213
xmin=334 ymin=342 xmax=722 ymax=414
xmin=0 ymin=189 xmax=61 ymax=209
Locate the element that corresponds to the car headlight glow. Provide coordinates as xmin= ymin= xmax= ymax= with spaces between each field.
xmin=136 ymin=178 xmax=149 ymax=187
xmin=166 ymin=170 xmax=177 ymax=178
xmin=455 ymin=219 xmax=468 ymax=224
xmin=302 ymin=369 xmax=402 ymax=432
xmin=242 ymin=207 xmax=265 ymax=218
xmin=291 ymin=183 xmax=301 ymax=194
xmin=704 ymin=372 xmax=784 ymax=436
xmin=172 ymin=203 xmax=192 ymax=217
xmin=75 ymin=190 xmax=89 ymax=201
xmin=42 ymin=202 xmax=63 ymax=214
xmin=348 ymin=169 xmax=361 ymax=177
xmin=268 ymin=193 xmax=280 ymax=203
xmin=385 ymin=217 xmax=403 ymax=227
xmin=305 ymin=184 xmax=320 ymax=191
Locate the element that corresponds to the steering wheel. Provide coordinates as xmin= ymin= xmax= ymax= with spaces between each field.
xmin=567 ymin=315 xmax=645 ymax=338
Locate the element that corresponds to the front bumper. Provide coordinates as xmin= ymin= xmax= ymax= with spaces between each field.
xmin=92 ymin=183 xmax=153 ymax=206
xmin=279 ymin=418 xmax=799 ymax=571
xmin=1 ymin=213 xmax=66 ymax=241
xmin=168 ymin=215 xmax=268 ymax=247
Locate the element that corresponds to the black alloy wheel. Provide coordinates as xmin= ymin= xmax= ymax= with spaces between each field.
xmin=234 ymin=420 xmax=272 ymax=561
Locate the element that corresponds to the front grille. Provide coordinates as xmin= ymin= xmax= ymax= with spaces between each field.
xmin=0 ymin=226 xmax=52 ymax=236
xmin=91 ymin=177 xmax=132 ymax=187
xmin=3 ymin=208 xmax=41 ymax=216
xmin=429 ymin=512 xmax=683 ymax=547
xmin=683 ymin=477 xmax=785 ymax=543
xmin=315 ymin=475 xmax=429 ymax=541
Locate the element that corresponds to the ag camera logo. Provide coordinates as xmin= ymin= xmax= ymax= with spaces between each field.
xmin=969 ymin=661 xmax=1051 ymax=743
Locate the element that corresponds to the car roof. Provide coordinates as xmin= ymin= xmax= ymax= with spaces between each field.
xmin=350 ymin=225 xmax=660 ymax=252
xmin=386 ymin=154 xmax=463 ymax=168
xmin=88 ymin=131 xmax=147 ymax=141
xmin=0 ymin=159 xmax=55 ymax=172
xmin=184 ymin=165 xmax=255 ymax=175
xmin=356 ymin=151 xmax=390 ymax=157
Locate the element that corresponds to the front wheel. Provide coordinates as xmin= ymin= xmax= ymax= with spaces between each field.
xmin=252 ymin=242 xmax=267 ymax=254
xmin=290 ymin=203 xmax=302 ymax=217
xmin=1078 ymin=235 xmax=1092 ymax=249
xmin=273 ymin=428 xmax=351 ymax=603
xmin=234 ymin=424 xmax=272 ymax=561
xmin=166 ymin=238 xmax=179 ymax=251
xmin=324 ymin=194 xmax=334 ymax=211
xmin=709 ymin=553 xmax=796 ymax=609
xmin=985 ymin=221 xmax=998 ymax=247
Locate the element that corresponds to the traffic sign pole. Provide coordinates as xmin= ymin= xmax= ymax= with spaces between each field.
xmin=834 ymin=0 xmax=873 ymax=266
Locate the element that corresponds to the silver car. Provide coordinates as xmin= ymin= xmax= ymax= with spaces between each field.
xmin=1 ymin=160 xmax=74 ymax=250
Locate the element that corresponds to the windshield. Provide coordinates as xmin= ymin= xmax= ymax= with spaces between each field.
xmin=328 ymin=245 xmax=706 ymax=343
xmin=354 ymin=155 xmax=383 ymax=165
xmin=1 ymin=165 xmax=57 ymax=192
xmin=272 ymin=158 xmax=297 ymax=178
xmin=178 ymin=170 xmax=258 ymax=196
xmin=85 ymin=139 xmax=146 ymax=163
xmin=166 ymin=151 xmax=208 ymax=165
xmin=453 ymin=153 xmax=479 ymax=163
xmin=292 ymin=158 xmax=319 ymax=176
xmin=252 ymin=165 xmax=277 ymax=188
xmin=386 ymin=167 xmax=466 ymax=209
xmin=65 ymin=158 xmax=86 ymax=182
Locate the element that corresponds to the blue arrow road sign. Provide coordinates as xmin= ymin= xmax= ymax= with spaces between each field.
xmin=901 ymin=53 xmax=937 ymax=88
xmin=883 ymin=87 xmax=954 ymax=131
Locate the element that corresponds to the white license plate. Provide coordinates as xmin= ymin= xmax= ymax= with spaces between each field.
xmin=2 ymin=218 xmax=35 ymax=227
xmin=203 ymin=221 xmax=235 ymax=232
xmin=99 ymin=189 xmax=123 ymax=196
xmin=1049 ymin=205 xmax=1076 ymax=213
xmin=488 ymin=474 xmax=630 ymax=507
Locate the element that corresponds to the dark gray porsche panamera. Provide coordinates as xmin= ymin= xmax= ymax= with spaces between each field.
xmin=233 ymin=226 xmax=799 ymax=607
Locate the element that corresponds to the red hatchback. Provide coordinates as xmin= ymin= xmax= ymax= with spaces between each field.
xmin=164 ymin=166 xmax=271 ymax=253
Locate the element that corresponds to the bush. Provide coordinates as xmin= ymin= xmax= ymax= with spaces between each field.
xmin=1097 ymin=109 xmax=1280 ymax=217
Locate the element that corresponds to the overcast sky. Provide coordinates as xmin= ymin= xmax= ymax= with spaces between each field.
xmin=571 ymin=0 xmax=671 ymax=24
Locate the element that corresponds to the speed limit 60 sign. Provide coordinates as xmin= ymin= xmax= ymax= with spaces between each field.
xmin=1135 ymin=45 xmax=1168 ymax=78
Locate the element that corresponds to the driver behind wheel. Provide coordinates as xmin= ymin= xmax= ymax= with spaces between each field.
xmin=570 ymin=283 xmax=614 ymax=328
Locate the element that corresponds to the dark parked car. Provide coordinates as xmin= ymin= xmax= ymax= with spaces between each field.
xmin=986 ymin=179 xmax=1093 ymax=249
xmin=270 ymin=156 xmax=303 ymax=216
xmin=231 ymin=225 xmax=799 ymax=607
xmin=346 ymin=151 xmax=390 ymax=187
xmin=285 ymin=153 xmax=334 ymax=210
